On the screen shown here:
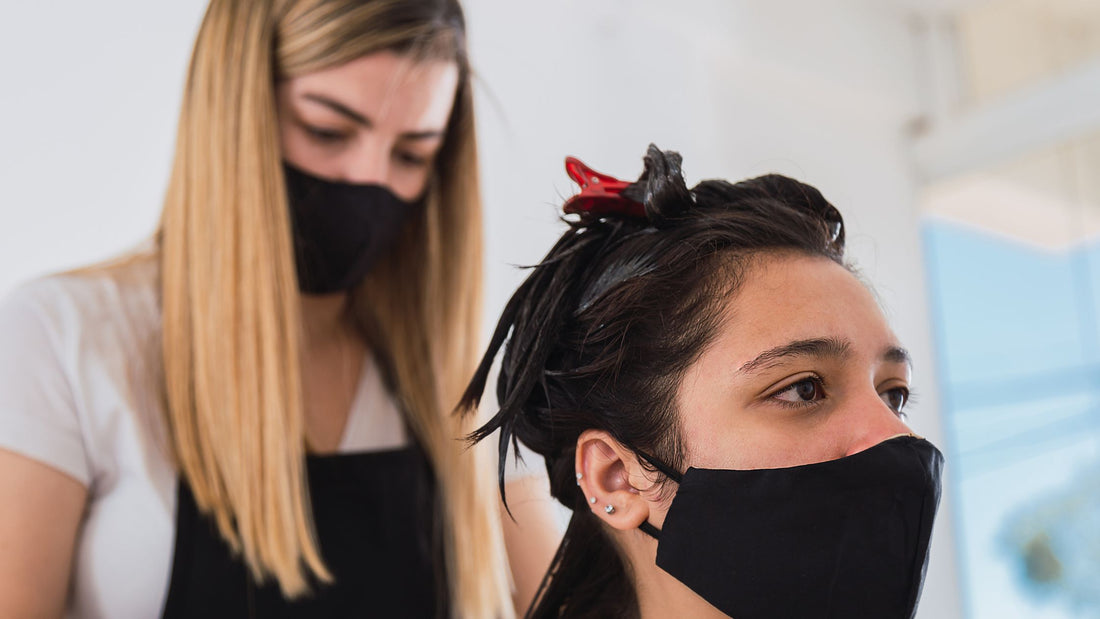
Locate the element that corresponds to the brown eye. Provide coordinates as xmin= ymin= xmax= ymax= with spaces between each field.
xmin=773 ymin=376 xmax=826 ymax=406
xmin=880 ymin=387 xmax=909 ymax=414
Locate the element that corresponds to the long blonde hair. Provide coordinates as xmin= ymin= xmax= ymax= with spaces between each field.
xmin=158 ymin=0 xmax=510 ymax=615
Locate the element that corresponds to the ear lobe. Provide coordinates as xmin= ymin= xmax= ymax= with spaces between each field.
xmin=575 ymin=429 xmax=651 ymax=531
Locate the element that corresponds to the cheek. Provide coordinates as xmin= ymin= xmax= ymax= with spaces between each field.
xmin=679 ymin=404 xmax=737 ymax=467
xmin=275 ymin=90 xmax=303 ymax=161
xmin=677 ymin=367 xmax=757 ymax=468
xmin=389 ymin=165 xmax=433 ymax=202
xmin=279 ymin=126 xmax=308 ymax=165
xmin=676 ymin=349 xmax=763 ymax=466
xmin=683 ymin=413 xmax=831 ymax=471
xmin=681 ymin=416 xmax=782 ymax=471
xmin=277 ymin=116 xmax=296 ymax=158
xmin=678 ymin=369 xmax=845 ymax=471
xmin=277 ymin=120 xmax=331 ymax=174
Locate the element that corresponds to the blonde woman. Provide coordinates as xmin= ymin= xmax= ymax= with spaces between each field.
xmin=0 ymin=0 xmax=557 ymax=616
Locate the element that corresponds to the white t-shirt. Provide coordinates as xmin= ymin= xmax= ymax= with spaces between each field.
xmin=0 ymin=257 xmax=410 ymax=618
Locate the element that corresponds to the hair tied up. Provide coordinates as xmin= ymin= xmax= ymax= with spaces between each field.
xmin=562 ymin=157 xmax=647 ymax=220
xmin=563 ymin=145 xmax=693 ymax=229
xmin=621 ymin=144 xmax=694 ymax=228
xmin=750 ymin=173 xmax=846 ymax=249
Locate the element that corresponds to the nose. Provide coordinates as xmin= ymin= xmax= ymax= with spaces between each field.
xmin=340 ymin=142 xmax=390 ymax=186
xmin=842 ymin=390 xmax=913 ymax=457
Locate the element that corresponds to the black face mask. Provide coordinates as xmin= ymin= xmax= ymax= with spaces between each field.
xmin=284 ymin=162 xmax=425 ymax=295
xmin=637 ymin=435 xmax=943 ymax=619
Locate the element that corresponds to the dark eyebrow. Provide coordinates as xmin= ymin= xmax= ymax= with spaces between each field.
xmin=301 ymin=93 xmax=447 ymax=141
xmin=303 ymin=93 xmax=371 ymax=127
xmin=738 ymin=337 xmax=852 ymax=375
xmin=738 ymin=338 xmax=914 ymax=376
xmin=883 ymin=346 xmax=911 ymax=367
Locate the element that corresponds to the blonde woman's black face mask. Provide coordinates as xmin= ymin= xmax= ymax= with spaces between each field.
xmin=637 ymin=435 xmax=943 ymax=619
xmin=284 ymin=162 xmax=423 ymax=294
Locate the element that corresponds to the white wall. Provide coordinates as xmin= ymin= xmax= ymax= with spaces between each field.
xmin=0 ymin=2 xmax=207 ymax=292
xmin=1 ymin=1 xmax=962 ymax=616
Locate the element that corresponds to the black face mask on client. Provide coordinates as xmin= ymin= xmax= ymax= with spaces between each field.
xmin=284 ymin=162 xmax=425 ymax=295
xmin=635 ymin=434 xmax=943 ymax=619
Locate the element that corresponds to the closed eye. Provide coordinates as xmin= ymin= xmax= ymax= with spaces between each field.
xmin=394 ymin=150 xmax=429 ymax=168
xmin=301 ymin=123 xmax=350 ymax=144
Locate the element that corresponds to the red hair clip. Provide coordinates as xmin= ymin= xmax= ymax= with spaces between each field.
xmin=562 ymin=157 xmax=646 ymax=219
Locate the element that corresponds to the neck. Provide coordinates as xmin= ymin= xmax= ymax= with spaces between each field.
xmin=300 ymin=291 xmax=353 ymax=347
xmin=619 ymin=531 xmax=727 ymax=619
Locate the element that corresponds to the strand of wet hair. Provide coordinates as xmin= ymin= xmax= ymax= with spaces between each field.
xmin=458 ymin=218 xmax=627 ymax=511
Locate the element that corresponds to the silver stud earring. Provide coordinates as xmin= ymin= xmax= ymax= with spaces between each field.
xmin=604 ymin=505 xmax=616 ymax=515
xmin=589 ymin=496 xmax=597 ymax=504
xmin=576 ymin=472 xmax=583 ymax=485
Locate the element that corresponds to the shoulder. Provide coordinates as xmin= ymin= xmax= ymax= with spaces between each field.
xmin=0 ymin=253 xmax=161 ymax=347
xmin=0 ymin=253 xmax=165 ymax=487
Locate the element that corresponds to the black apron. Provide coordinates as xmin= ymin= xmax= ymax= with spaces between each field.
xmin=161 ymin=446 xmax=448 ymax=618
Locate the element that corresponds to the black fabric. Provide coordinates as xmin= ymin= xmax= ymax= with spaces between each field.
xmin=160 ymin=446 xmax=447 ymax=619
xmin=650 ymin=435 xmax=943 ymax=619
xmin=285 ymin=162 xmax=424 ymax=295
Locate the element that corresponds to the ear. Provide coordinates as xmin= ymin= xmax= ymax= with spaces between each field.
xmin=574 ymin=429 xmax=656 ymax=531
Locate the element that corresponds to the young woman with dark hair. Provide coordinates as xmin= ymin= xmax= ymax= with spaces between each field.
xmin=461 ymin=145 xmax=944 ymax=618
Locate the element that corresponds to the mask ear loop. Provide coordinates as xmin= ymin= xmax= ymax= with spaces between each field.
xmin=639 ymin=521 xmax=663 ymax=540
xmin=631 ymin=448 xmax=684 ymax=541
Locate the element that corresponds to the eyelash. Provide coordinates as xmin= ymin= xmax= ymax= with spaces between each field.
xmin=395 ymin=151 xmax=429 ymax=168
xmin=882 ymin=387 xmax=911 ymax=418
xmin=768 ymin=376 xmax=912 ymax=418
xmin=303 ymin=125 xmax=348 ymax=145
xmin=769 ymin=375 xmax=827 ymax=410
xmin=302 ymin=125 xmax=429 ymax=168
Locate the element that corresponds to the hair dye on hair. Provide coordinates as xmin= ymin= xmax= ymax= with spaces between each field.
xmin=461 ymin=144 xmax=848 ymax=618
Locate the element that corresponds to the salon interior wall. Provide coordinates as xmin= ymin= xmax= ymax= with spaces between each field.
xmin=0 ymin=1 xmax=961 ymax=617
xmin=0 ymin=2 xmax=209 ymax=292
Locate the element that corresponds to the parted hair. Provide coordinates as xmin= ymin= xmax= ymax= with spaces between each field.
xmin=151 ymin=0 xmax=510 ymax=614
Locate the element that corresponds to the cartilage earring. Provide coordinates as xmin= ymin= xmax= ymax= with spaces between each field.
xmin=604 ymin=505 xmax=616 ymax=514
xmin=589 ymin=496 xmax=597 ymax=504
xmin=576 ymin=472 xmax=583 ymax=485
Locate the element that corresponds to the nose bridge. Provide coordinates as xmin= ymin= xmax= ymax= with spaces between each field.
xmin=843 ymin=387 xmax=912 ymax=457
xmin=344 ymin=137 xmax=390 ymax=185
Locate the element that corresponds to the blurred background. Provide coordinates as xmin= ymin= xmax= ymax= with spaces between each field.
xmin=2 ymin=1 xmax=1098 ymax=617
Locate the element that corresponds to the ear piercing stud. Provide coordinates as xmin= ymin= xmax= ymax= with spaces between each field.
xmin=604 ymin=505 xmax=616 ymax=515
xmin=576 ymin=472 xmax=583 ymax=485
xmin=589 ymin=496 xmax=597 ymax=504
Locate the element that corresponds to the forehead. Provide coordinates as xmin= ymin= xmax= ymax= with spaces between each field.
xmin=716 ymin=252 xmax=897 ymax=363
xmin=281 ymin=50 xmax=459 ymax=130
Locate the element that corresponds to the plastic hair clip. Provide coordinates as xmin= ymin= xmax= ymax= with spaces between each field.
xmin=562 ymin=157 xmax=646 ymax=219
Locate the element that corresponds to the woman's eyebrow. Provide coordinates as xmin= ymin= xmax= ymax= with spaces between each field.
xmin=303 ymin=93 xmax=371 ymax=126
xmin=738 ymin=337 xmax=852 ymax=375
xmin=301 ymin=93 xmax=446 ymax=141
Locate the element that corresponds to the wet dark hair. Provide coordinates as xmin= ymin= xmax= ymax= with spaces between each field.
xmin=459 ymin=145 xmax=847 ymax=618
